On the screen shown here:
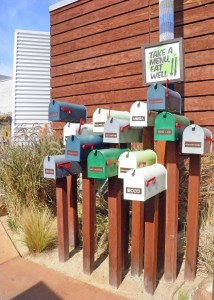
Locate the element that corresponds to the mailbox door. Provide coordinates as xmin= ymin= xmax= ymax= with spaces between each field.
xmin=103 ymin=118 xmax=122 ymax=143
xmin=130 ymin=101 xmax=158 ymax=127
xmin=147 ymin=84 xmax=166 ymax=111
xmin=88 ymin=151 xmax=107 ymax=179
xmin=182 ymin=125 xmax=212 ymax=155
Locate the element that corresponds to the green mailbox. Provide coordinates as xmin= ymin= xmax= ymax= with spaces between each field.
xmin=154 ymin=111 xmax=190 ymax=141
xmin=87 ymin=148 xmax=129 ymax=179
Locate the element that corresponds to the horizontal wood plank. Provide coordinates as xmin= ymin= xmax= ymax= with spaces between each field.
xmin=51 ymin=0 xmax=129 ymax=25
xmin=51 ymin=48 xmax=214 ymax=77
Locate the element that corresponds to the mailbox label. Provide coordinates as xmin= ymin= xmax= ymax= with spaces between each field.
xmin=156 ymin=129 xmax=172 ymax=135
xmin=94 ymin=122 xmax=105 ymax=127
xmin=120 ymin=167 xmax=131 ymax=173
xmin=132 ymin=116 xmax=145 ymax=121
xmin=49 ymin=112 xmax=58 ymax=117
xmin=90 ymin=166 xmax=103 ymax=173
xmin=45 ymin=168 xmax=54 ymax=175
xmin=149 ymin=99 xmax=163 ymax=104
xmin=105 ymin=132 xmax=117 ymax=138
xmin=184 ymin=141 xmax=201 ymax=148
xmin=67 ymin=150 xmax=79 ymax=156
xmin=126 ymin=187 xmax=142 ymax=195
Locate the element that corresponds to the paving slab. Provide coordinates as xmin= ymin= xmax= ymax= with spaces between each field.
xmin=0 ymin=221 xmax=19 ymax=264
xmin=0 ymin=257 xmax=128 ymax=300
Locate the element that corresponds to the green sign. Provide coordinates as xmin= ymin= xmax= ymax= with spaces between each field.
xmin=142 ymin=38 xmax=184 ymax=85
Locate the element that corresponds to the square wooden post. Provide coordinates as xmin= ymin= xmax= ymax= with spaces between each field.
xmin=108 ymin=176 xmax=123 ymax=288
xmin=67 ymin=175 xmax=78 ymax=248
xmin=56 ymin=177 xmax=69 ymax=262
xmin=82 ymin=167 xmax=96 ymax=275
xmin=164 ymin=142 xmax=179 ymax=282
xmin=144 ymin=195 xmax=159 ymax=295
xmin=184 ymin=154 xmax=201 ymax=281
xmin=131 ymin=127 xmax=154 ymax=277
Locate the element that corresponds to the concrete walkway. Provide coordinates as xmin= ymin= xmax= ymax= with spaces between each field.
xmin=0 ymin=221 xmax=128 ymax=300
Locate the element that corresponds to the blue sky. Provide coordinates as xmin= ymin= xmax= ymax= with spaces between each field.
xmin=0 ymin=0 xmax=57 ymax=76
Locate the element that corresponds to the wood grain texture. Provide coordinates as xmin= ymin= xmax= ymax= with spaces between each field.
xmin=184 ymin=155 xmax=201 ymax=281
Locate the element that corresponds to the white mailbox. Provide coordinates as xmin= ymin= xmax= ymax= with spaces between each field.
xmin=123 ymin=164 xmax=167 ymax=202
xmin=182 ymin=124 xmax=212 ymax=155
xmin=63 ymin=122 xmax=100 ymax=145
xmin=118 ymin=150 xmax=157 ymax=179
xmin=93 ymin=108 xmax=130 ymax=133
xmin=103 ymin=118 xmax=142 ymax=144
xmin=43 ymin=155 xmax=82 ymax=179
xmin=130 ymin=101 xmax=157 ymax=128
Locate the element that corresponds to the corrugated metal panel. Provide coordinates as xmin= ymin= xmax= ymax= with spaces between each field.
xmin=12 ymin=30 xmax=50 ymax=137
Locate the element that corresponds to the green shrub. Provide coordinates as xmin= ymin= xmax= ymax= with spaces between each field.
xmin=0 ymin=124 xmax=63 ymax=225
xmin=20 ymin=206 xmax=57 ymax=253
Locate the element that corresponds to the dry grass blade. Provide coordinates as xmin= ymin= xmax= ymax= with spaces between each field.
xmin=20 ymin=206 xmax=57 ymax=254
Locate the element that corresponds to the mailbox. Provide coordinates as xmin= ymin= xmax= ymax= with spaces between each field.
xmin=87 ymin=148 xmax=129 ymax=179
xmin=123 ymin=164 xmax=167 ymax=202
xmin=43 ymin=155 xmax=82 ymax=179
xmin=65 ymin=135 xmax=104 ymax=162
xmin=182 ymin=124 xmax=212 ymax=155
xmin=154 ymin=111 xmax=190 ymax=141
xmin=130 ymin=101 xmax=157 ymax=127
xmin=103 ymin=118 xmax=142 ymax=144
xmin=147 ymin=83 xmax=182 ymax=114
xmin=48 ymin=100 xmax=87 ymax=123
xmin=93 ymin=108 xmax=130 ymax=133
xmin=63 ymin=122 xmax=100 ymax=145
xmin=118 ymin=150 xmax=157 ymax=179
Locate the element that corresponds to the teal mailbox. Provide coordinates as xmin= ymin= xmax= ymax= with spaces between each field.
xmin=48 ymin=100 xmax=87 ymax=123
xmin=65 ymin=135 xmax=104 ymax=162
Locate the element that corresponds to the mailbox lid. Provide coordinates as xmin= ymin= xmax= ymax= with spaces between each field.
xmin=63 ymin=123 xmax=96 ymax=145
xmin=93 ymin=108 xmax=130 ymax=133
xmin=154 ymin=111 xmax=190 ymax=141
xmin=130 ymin=101 xmax=157 ymax=127
xmin=123 ymin=163 xmax=167 ymax=201
xmin=88 ymin=148 xmax=129 ymax=179
xmin=182 ymin=124 xmax=212 ymax=154
xmin=147 ymin=83 xmax=181 ymax=114
xmin=44 ymin=154 xmax=82 ymax=179
xmin=66 ymin=135 xmax=103 ymax=162
xmin=103 ymin=118 xmax=142 ymax=143
xmin=48 ymin=100 xmax=87 ymax=122
xmin=118 ymin=150 xmax=157 ymax=178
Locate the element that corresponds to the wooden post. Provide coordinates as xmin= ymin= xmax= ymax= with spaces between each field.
xmin=120 ymin=143 xmax=131 ymax=272
xmin=156 ymin=141 xmax=167 ymax=273
xmin=56 ymin=177 xmax=69 ymax=262
xmin=184 ymin=154 xmax=201 ymax=281
xmin=164 ymin=142 xmax=179 ymax=282
xmin=144 ymin=195 xmax=159 ymax=295
xmin=82 ymin=167 xmax=96 ymax=275
xmin=131 ymin=127 xmax=154 ymax=276
xmin=67 ymin=175 xmax=78 ymax=248
xmin=108 ymin=176 xmax=123 ymax=288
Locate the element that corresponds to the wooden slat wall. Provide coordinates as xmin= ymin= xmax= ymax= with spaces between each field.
xmin=50 ymin=0 xmax=214 ymax=142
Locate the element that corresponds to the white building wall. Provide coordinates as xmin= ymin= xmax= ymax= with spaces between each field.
xmin=0 ymin=78 xmax=13 ymax=114
xmin=12 ymin=30 xmax=50 ymax=136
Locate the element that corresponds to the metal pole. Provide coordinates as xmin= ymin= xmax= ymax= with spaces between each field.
xmin=159 ymin=0 xmax=174 ymax=42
